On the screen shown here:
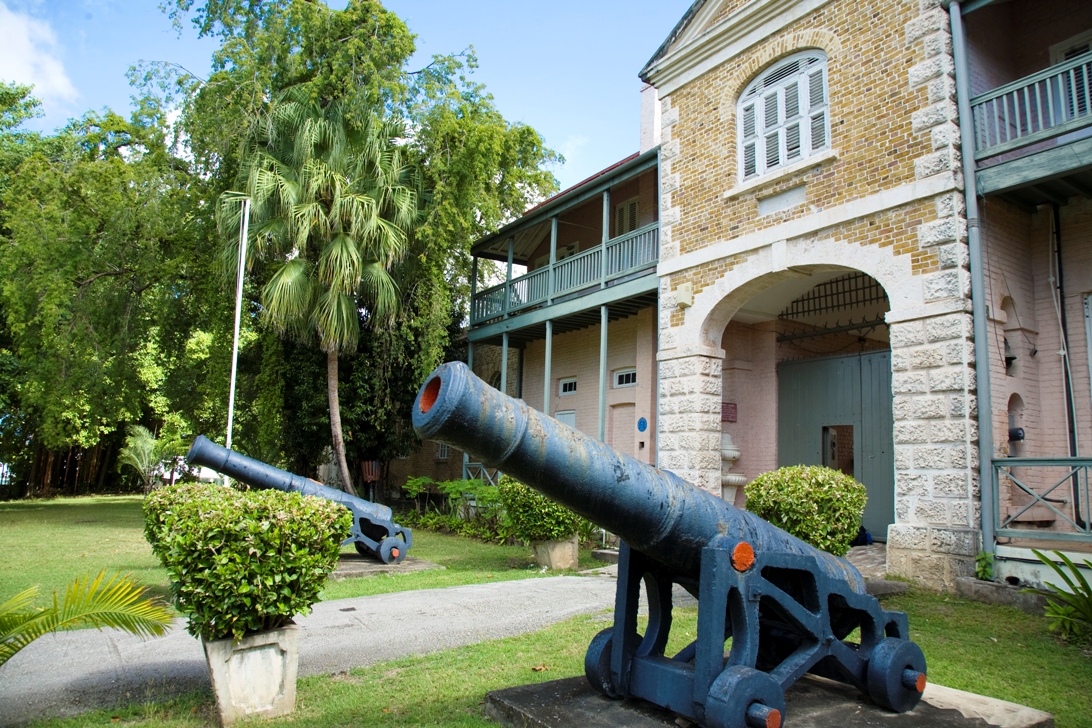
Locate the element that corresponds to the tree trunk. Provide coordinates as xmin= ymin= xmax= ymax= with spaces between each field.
xmin=327 ymin=349 xmax=358 ymax=497
xmin=97 ymin=445 xmax=112 ymax=491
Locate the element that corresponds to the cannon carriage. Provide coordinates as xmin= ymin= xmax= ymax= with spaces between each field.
xmin=412 ymin=362 xmax=925 ymax=728
xmin=186 ymin=436 xmax=412 ymax=564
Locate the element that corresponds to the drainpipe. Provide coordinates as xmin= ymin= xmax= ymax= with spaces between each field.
xmin=1051 ymin=204 xmax=1085 ymax=527
xmin=950 ymin=2 xmax=996 ymax=554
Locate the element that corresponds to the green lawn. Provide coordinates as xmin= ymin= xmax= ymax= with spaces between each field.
xmin=0 ymin=496 xmax=170 ymax=604
xmin=25 ymin=592 xmax=1092 ymax=728
xmin=0 ymin=495 xmax=602 ymax=606
xmin=6 ymin=497 xmax=1090 ymax=727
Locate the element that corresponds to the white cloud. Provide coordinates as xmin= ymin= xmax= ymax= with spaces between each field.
xmin=0 ymin=2 xmax=77 ymax=106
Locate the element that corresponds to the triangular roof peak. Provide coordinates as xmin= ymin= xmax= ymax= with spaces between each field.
xmin=641 ymin=0 xmax=831 ymax=97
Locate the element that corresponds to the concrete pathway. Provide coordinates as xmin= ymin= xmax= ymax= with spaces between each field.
xmin=0 ymin=575 xmax=618 ymax=727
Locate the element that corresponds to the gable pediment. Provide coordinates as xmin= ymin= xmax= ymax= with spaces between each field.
xmin=641 ymin=0 xmax=834 ymax=97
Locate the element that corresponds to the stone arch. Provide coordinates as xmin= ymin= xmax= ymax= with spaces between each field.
xmin=718 ymin=29 xmax=844 ymax=122
xmin=669 ymin=237 xmax=922 ymax=352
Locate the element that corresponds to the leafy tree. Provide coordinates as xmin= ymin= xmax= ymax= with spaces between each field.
xmin=221 ymin=87 xmax=418 ymax=495
xmin=0 ymin=107 xmax=197 ymax=451
xmin=125 ymin=1 xmax=561 ymax=485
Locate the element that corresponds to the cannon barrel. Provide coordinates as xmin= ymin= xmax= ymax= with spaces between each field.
xmin=187 ymin=435 xmax=392 ymax=522
xmin=412 ymin=361 xmax=863 ymax=592
xmin=186 ymin=436 xmax=410 ymax=564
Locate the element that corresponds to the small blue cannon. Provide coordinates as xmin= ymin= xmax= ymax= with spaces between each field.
xmin=413 ymin=363 xmax=925 ymax=728
xmin=186 ymin=436 xmax=412 ymax=564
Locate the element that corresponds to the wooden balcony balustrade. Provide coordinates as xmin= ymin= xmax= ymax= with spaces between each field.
xmin=971 ymin=50 xmax=1092 ymax=161
xmin=470 ymin=223 xmax=659 ymax=325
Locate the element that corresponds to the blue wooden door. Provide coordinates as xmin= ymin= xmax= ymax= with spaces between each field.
xmin=777 ymin=351 xmax=894 ymax=538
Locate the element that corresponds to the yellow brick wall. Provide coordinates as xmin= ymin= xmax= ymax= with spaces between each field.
xmin=665 ymin=0 xmax=931 ymax=258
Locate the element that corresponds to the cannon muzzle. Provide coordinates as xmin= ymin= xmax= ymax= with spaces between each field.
xmin=186 ymin=436 xmax=411 ymax=564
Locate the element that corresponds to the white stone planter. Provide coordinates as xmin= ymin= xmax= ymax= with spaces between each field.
xmin=531 ymin=534 xmax=579 ymax=570
xmin=203 ymin=623 xmax=300 ymax=726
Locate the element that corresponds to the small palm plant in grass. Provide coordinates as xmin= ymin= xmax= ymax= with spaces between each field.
xmin=118 ymin=425 xmax=186 ymax=495
xmin=1022 ymin=549 xmax=1092 ymax=644
xmin=0 ymin=571 xmax=174 ymax=667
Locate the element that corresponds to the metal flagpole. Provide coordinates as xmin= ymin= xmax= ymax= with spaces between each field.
xmin=225 ymin=198 xmax=250 ymax=453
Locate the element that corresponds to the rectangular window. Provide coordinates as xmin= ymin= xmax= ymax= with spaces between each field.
xmin=559 ymin=377 xmax=577 ymax=396
xmin=614 ymin=368 xmax=637 ymax=388
xmin=436 ymin=443 xmax=449 ymax=460
xmin=615 ymin=198 xmax=640 ymax=236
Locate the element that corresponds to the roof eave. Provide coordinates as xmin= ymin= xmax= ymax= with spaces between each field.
xmin=639 ymin=0 xmax=708 ymax=84
xmin=471 ymin=146 xmax=660 ymax=257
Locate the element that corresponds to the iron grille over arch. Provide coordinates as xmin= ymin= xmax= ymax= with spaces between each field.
xmin=738 ymin=51 xmax=830 ymax=181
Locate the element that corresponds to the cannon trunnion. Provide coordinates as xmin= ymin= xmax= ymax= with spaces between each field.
xmin=186 ymin=436 xmax=411 ymax=564
xmin=412 ymin=362 xmax=925 ymax=728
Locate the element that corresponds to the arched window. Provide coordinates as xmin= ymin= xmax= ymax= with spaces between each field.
xmin=738 ymin=51 xmax=830 ymax=181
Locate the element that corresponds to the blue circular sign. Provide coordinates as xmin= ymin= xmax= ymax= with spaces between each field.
xmin=637 ymin=417 xmax=648 ymax=433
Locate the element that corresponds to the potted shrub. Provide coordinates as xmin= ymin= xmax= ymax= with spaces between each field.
xmin=145 ymin=483 xmax=351 ymax=725
xmin=743 ymin=465 xmax=867 ymax=557
xmin=498 ymin=475 xmax=581 ymax=569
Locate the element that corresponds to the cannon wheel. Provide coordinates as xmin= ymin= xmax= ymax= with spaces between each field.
xmin=378 ymin=536 xmax=407 ymax=564
xmin=584 ymin=627 xmax=642 ymax=699
xmin=705 ymin=666 xmax=785 ymax=728
xmin=866 ymin=638 xmax=926 ymax=713
xmin=353 ymin=541 xmax=376 ymax=558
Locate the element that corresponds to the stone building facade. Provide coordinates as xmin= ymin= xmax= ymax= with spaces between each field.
xmin=642 ymin=0 xmax=980 ymax=587
xmin=459 ymin=0 xmax=1092 ymax=590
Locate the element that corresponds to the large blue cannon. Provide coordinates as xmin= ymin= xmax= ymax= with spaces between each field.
xmin=186 ymin=436 xmax=412 ymax=564
xmin=412 ymin=362 xmax=925 ymax=728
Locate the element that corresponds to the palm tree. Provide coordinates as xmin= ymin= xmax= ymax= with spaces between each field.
xmin=0 ymin=571 xmax=173 ymax=667
xmin=220 ymin=86 xmax=418 ymax=497
xmin=117 ymin=425 xmax=185 ymax=495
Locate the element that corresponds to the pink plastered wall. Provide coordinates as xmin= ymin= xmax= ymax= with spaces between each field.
xmin=983 ymin=197 xmax=1092 ymax=461
xmin=521 ymin=307 xmax=658 ymax=463
xmin=982 ymin=196 xmax=1092 ymax=527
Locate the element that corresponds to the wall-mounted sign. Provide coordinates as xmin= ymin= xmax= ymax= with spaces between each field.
xmin=721 ymin=403 xmax=737 ymax=423
xmin=637 ymin=417 xmax=648 ymax=433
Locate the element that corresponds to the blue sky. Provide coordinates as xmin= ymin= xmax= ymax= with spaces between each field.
xmin=1 ymin=0 xmax=693 ymax=189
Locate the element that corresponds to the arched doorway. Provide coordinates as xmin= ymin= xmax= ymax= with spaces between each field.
xmin=716 ymin=268 xmax=894 ymax=538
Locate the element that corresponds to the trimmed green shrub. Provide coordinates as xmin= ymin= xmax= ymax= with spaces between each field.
xmin=743 ymin=465 xmax=867 ymax=557
xmin=144 ymin=483 xmax=352 ymax=641
xmin=497 ymin=474 xmax=580 ymax=543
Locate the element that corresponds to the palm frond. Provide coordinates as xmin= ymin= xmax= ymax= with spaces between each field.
xmin=262 ymin=258 xmax=318 ymax=337
xmin=0 ymin=587 xmax=40 ymax=641
xmin=318 ymin=233 xmax=363 ymax=294
xmin=1 ymin=572 xmax=172 ymax=667
xmin=313 ymin=290 xmax=361 ymax=353
xmin=358 ymin=261 xmax=401 ymax=322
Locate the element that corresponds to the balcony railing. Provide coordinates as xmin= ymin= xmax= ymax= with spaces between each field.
xmin=470 ymin=223 xmax=659 ymax=325
xmin=971 ymin=50 xmax=1092 ymax=161
xmin=993 ymin=457 xmax=1092 ymax=544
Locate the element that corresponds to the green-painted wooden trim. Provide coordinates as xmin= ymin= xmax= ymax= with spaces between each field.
xmin=971 ymin=50 xmax=1092 ymax=106
xmin=976 ymin=136 xmax=1092 ymax=196
xmin=975 ymin=116 xmax=1092 ymax=160
xmin=468 ymin=274 xmax=658 ymax=342
xmin=994 ymin=457 xmax=1092 ymax=466
xmin=995 ymin=529 xmax=1092 ymax=543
